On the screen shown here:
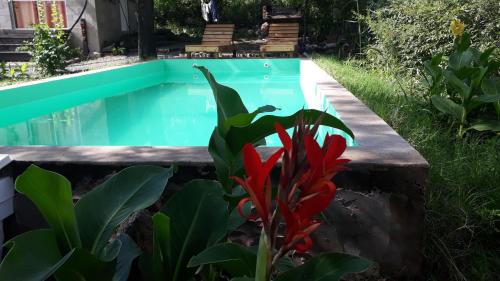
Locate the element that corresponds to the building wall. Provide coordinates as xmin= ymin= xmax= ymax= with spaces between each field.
xmin=1 ymin=0 xmax=135 ymax=54
xmin=0 ymin=1 xmax=13 ymax=29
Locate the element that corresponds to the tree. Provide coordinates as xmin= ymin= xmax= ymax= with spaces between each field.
xmin=137 ymin=0 xmax=156 ymax=60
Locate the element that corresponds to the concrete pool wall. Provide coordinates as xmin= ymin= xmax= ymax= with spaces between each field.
xmin=0 ymin=59 xmax=428 ymax=278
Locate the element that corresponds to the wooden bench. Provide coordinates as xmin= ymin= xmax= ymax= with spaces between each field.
xmin=185 ymin=24 xmax=235 ymax=58
xmin=260 ymin=23 xmax=299 ymax=57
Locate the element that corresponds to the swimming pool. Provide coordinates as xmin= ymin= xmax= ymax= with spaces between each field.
xmin=0 ymin=59 xmax=351 ymax=147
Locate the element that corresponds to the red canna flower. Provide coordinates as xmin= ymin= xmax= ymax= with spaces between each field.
xmin=231 ymin=143 xmax=284 ymax=228
xmin=278 ymin=200 xmax=321 ymax=253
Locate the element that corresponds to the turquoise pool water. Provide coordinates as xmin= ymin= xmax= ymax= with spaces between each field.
xmin=0 ymin=59 xmax=351 ymax=146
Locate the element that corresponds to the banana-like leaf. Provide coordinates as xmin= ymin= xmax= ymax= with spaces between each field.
xmin=15 ymin=165 xmax=81 ymax=252
xmin=152 ymin=212 xmax=171 ymax=281
xmin=188 ymin=243 xmax=257 ymax=277
xmin=0 ymin=229 xmax=73 ymax=281
xmin=482 ymin=77 xmax=499 ymax=96
xmin=226 ymin=109 xmax=354 ymax=153
xmin=112 ymin=234 xmax=141 ymax=281
xmin=275 ymin=253 xmax=373 ymax=281
xmin=444 ymin=70 xmax=471 ymax=100
xmin=54 ymin=248 xmax=115 ymax=281
xmin=160 ymin=179 xmax=229 ymax=281
xmin=75 ymin=165 xmax=174 ymax=255
xmin=195 ymin=65 xmax=249 ymax=128
xmin=467 ymin=120 xmax=500 ymax=132
xmin=208 ymin=129 xmax=243 ymax=192
xmin=449 ymin=49 xmax=474 ymax=70
xmin=222 ymin=105 xmax=279 ymax=135
xmin=431 ymin=95 xmax=464 ymax=121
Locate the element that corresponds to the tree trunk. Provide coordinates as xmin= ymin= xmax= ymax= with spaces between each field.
xmin=137 ymin=0 xmax=156 ymax=60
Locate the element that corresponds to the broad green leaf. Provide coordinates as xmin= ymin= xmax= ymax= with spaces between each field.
xmin=455 ymin=33 xmax=471 ymax=53
xmin=431 ymin=96 xmax=464 ymax=120
xmin=0 ymin=229 xmax=72 ymax=281
xmin=54 ymin=248 xmax=114 ymax=281
xmin=75 ymin=165 xmax=174 ymax=255
xmin=449 ymin=49 xmax=473 ymax=70
xmin=275 ymin=253 xmax=373 ymax=281
xmin=195 ymin=65 xmax=249 ymax=128
xmin=468 ymin=120 xmax=500 ymax=132
xmin=188 ymin=243 xmax=257 ymax=277
xmin=15 ymin=165 xmax=81 ymax=252
xmin=226 ymin=109 xmax=354 ymax=153
xmin=112 ymin=234 xmax=141 ymax=281
xmin=481 ymin=77 xmax=499 ymax=96
xmin=152 ymin=212 xmax=171 ymax=281
xmin=232 ymin=277 xmax=254 ymax=281
xmin=480 ymin=47 xmax=496 ymax=66
xmin=100 ymin=237 xmax=122 ymax=262
xmin=160 ymin=179 xmax=229 ymax=281
xmin=444 ymin=71 xmax=471 ymax=100
xmin=208 ymin=129 xmax=243 ymax=192
xmin=430 ymin=53 xmax=443 ymax=66
xmin=222 ymin=105 xmax=279 ymax=135
xmin=255 ymin=229 xmax=269 ymax=281
xmin=473 ymin=94 xmax=500 ymax=103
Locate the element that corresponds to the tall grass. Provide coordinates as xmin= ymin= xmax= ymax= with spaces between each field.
xmin=314 ymin=55 xmax=500 ymax=281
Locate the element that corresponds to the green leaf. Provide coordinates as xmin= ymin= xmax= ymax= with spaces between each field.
xmin=195 ymin=65 xmax=249 ymax=128
xmin=208 ymin=129 xmax=243 ymax=192
xmin=160 ymin=179 xmax=229 ymax=281
xmin=112 ymin=234 xmax=141 ymax=281
xmin=152 ymin=212 xmax=171 ymax=281
xmin=226 ymin=109 xmax=354 ymax=153
xmin=75 ymin=165 xmax=174 ymax=256
xmin=188 ymin=243 xmax=257 ymax=277
xmin=0 ymin=229 xmax=72 ymax=281
xmin=455 ymin=33 xmax=471 ymax=52
xmin=15 ymin=165 xmax=81 ymax=252
xmin=431 ymin=95 xmax=464 ymax=120
xmin=222 ymin=105 xmax=279 ymax=135
xmin=481 ymin=77 xmax=500 ymax=96
xmin=275 ymin=253 xmax=373 ymax=281
xmin=54 ymin=248 xmax=115 ymax=281
xmin=473 ymin=94 xmax=500 ymax=103
xmin=444 ymin=70 xmax=471 ymax=100
xmin=479 ymin=47 xmax=496 ymax=66
xmin=467 ymin=120 xmax=500 ymax=132
xmin=449 ymin=49 xmax=473 ymax=70
xmin=255 ymin=229 xmax=269 ymax=281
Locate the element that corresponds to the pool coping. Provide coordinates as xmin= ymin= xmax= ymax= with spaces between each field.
xmin=0 ymin=59 xmax=428 ymax=169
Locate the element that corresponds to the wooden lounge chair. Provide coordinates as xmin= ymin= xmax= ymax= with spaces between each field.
xmin=185 ymin=24 xmax=235 ymax=58
xmin=260 ymin=23 xmax=299 ymax=57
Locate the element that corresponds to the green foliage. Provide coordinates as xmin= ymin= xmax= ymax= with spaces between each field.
xmin=0 ymin=165 xmax=174 ymax=281
xmin=195 ymin=65 xmax=353 ymax=193
xmin=362 ymin=0 xmax=499 ymax=72
xmin=145 ymin=179 xmax=229 ymax=281
xmin=19 ymin=24 xmax=78 ymax=75
xmin=0 ymin=62 xmax=29 ymax=80
xmin=314 ymin=55 xmax=500 ymax=281
xmin=423 ymin=33 xmax=499 ymax=136
xmin=275 ymin=253 xmax=372 ymax=281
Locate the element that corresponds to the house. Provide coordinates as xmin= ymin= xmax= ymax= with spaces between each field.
xmin=0 ymin=0 xmax=138 ymax=61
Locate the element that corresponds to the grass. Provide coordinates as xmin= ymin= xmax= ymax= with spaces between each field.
xmin=314 ymin=55 xmax=500 ymax=281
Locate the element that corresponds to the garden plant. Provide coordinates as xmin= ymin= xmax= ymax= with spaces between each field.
xmin=423 ymin=20 xmax=500 ymax=136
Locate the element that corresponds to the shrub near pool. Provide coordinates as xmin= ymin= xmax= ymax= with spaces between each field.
xmin=315 ymin=55 xmax=500 ymax=280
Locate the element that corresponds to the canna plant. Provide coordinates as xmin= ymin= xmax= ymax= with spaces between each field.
xmin=0 ymin=165 xmax=174 ymax=281
xmin=423 ymin=19 xmax=500 ymax=136
xmin=194 ymin=66 xmax=354 ymax=194
xmin=187 ymin=118 xmax=372 ymax=280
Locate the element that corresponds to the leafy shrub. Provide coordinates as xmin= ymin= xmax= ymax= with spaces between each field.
xmin=19 ymin=24 xmax=78 ymax=75
xmin=0 ymin=62 xmax=28 ymax=80
xmin=362 ymin=0 xmax=500 ymax=72
xmin=423 ymin=30 xmax=499 ymax=136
